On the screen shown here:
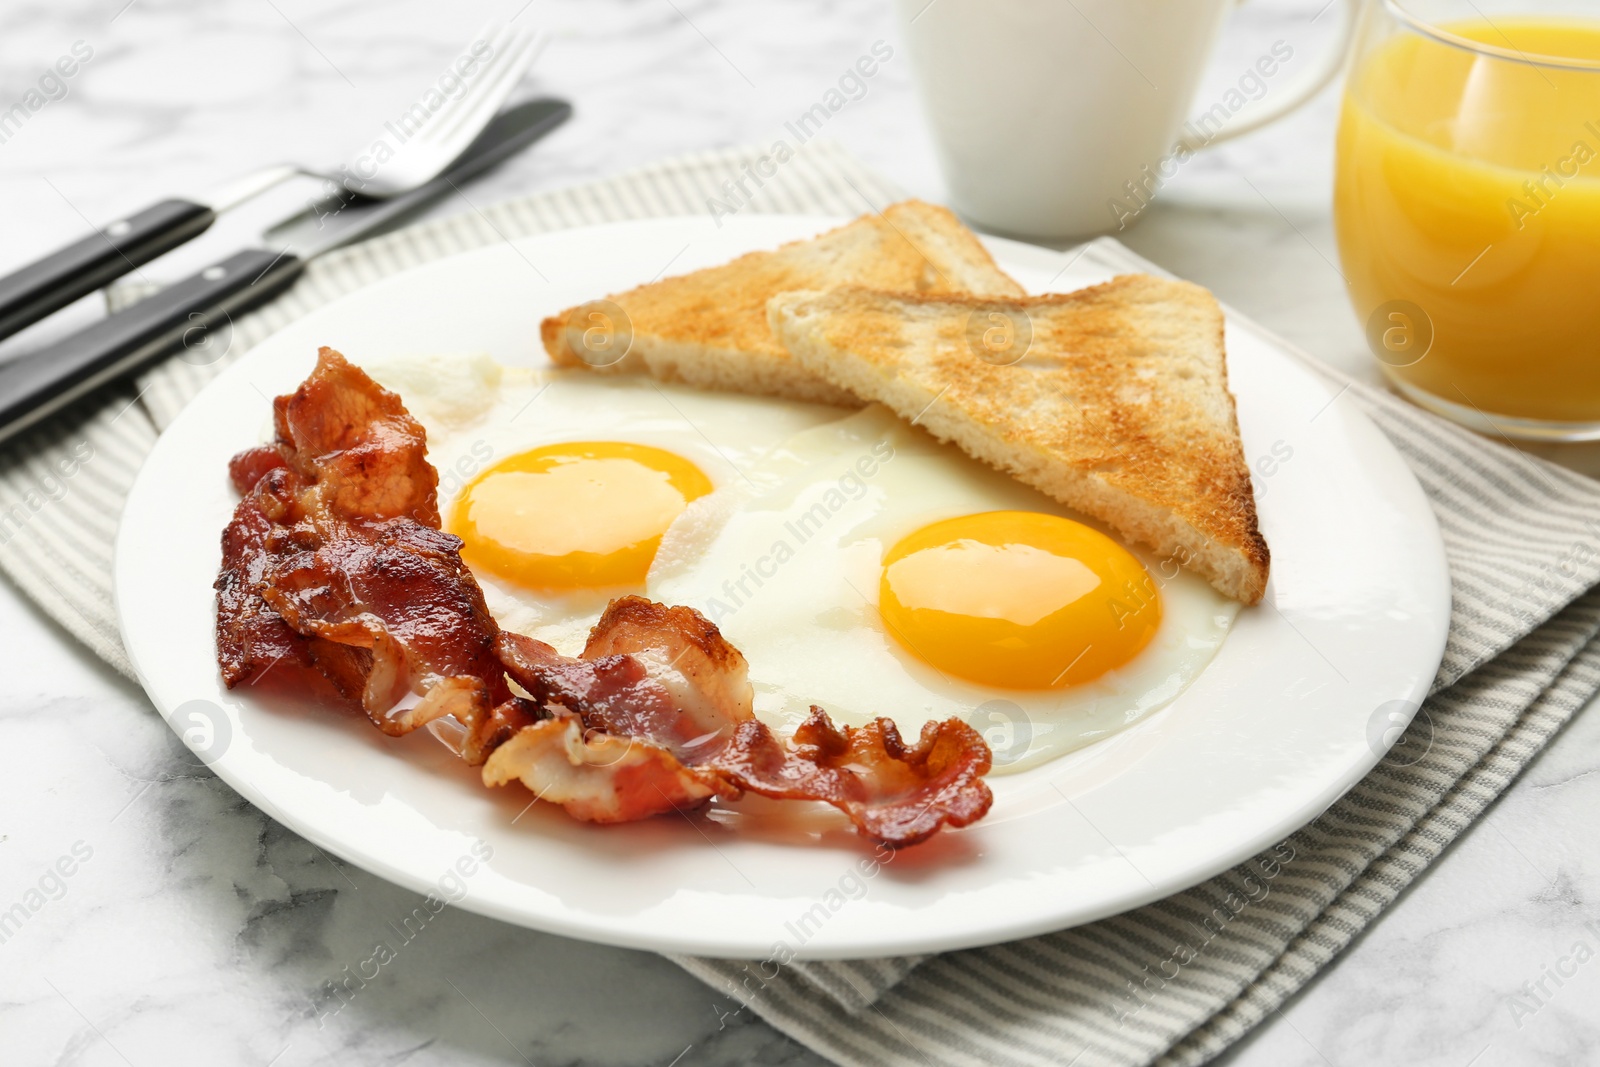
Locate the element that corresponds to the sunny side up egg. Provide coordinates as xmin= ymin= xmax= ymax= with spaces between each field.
xmin=363 ymin=353 xmax=845 ymax=652
xmin=365 ymin=355 xmax=1239 ymax=775
xmin=649 ymin=407 xmax=1239 ymax=772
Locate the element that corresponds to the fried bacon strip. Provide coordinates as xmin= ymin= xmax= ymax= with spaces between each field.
xmin=216 ymin=477 xmax=316 ymax=687
xmin=486 ymin=598 xmax=993 ymax=847
xmin=216 ymin=348 xmax=992 ymax=846
xmin=216 ymin=348 xmax=535 ymax=764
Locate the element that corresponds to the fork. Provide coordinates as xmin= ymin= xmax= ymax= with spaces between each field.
xmin=0 ymin=21 xmax=543 ymax=343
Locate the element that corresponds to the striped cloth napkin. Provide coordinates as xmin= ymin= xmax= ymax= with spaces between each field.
xmin=4 ymin=142 xmax=1599 ymax=1067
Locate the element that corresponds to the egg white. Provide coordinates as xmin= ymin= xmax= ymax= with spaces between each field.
xmin=362 ymin=352 xmax=846 ymax=652
xmin=647 ymin=406 xmax=1240 ymax=773
xmin=363 ymin=355 xmax=1238 ymax=774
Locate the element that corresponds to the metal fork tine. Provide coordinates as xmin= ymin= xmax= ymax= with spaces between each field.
xmin=406 ymin=23 xmax=514 ymax=146
xmin=418 ymin=28 xmax=541 ymax=152
xmin=409 ymin=24 xmax=521 ymax=147
xmin=424 ymin=29 xmax=539 ymax=146
xmin=334 ymin=21 xmax=544 ymax=195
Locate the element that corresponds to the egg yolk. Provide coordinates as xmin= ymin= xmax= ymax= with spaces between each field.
xmin=447 ymin=441 xmax=712 ymax=590
xmin=878 ymin=511 xmax=1162 ymax=689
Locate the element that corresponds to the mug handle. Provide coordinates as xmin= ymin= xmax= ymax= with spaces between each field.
xmin=1176 ymin=0 xmax=1361 ymax=152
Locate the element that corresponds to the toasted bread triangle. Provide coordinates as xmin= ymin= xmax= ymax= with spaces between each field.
xmin=767 ymin=277 xmax=1270 ymax=603
xmin=540 ymin=200 xmax=1024 ymax=405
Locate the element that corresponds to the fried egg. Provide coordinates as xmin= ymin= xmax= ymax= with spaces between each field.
xmin=363 ymin=352 xmax=844 ymax=651
xmin=647 ymin=406 xmax=1238 ymax=773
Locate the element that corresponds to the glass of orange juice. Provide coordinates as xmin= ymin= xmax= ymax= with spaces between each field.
xmin=1335 ymin=0 xmax=1600 ymax=440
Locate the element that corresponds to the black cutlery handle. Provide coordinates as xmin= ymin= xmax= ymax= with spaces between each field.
xmin=0 ymin=247 xmax=303 ymax=444
xmin=0 ymin=198 xmax=216 ymax=341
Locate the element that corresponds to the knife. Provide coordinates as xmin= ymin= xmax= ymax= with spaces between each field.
xmin=0 ymin=162 xmax=304 ymax=344
xmin=0 ymin=97 xmax=571 ymax=446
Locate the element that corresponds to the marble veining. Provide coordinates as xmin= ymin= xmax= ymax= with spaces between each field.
xmin=2 ymin=1 xmax=1598 ymax=1064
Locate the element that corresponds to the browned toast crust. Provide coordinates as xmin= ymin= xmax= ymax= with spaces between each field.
xmin=769 ymin=276 xmax=1270 ymax=603
xmin=539 ymin=200 xmax=1024 ymax=404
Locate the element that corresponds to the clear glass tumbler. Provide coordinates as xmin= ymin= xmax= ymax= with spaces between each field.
xmin=1335 ymin=0 xmax=1600 ymax=440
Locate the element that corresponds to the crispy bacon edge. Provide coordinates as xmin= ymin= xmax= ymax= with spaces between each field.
xmin=215 ymin=348 xmax=993 ymax=846
xmin=485 ymin=598 xmax=993 ymax=847
xmin=215 ymin=347 xmax=537 ymax=764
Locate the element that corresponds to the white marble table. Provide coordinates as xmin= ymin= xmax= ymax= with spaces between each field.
xmin=3 ymin=1 xmax=1598 ymax=1064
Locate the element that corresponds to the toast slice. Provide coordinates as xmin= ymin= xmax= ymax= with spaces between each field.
xmin=539 ymin=200 xmax=1024 ymax=406
xmin=766 ymin=277 xmax=1270 ymax=603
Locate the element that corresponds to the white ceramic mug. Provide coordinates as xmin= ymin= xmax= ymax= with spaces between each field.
xmin=895 ymin=0 xmax=1359 ymax=239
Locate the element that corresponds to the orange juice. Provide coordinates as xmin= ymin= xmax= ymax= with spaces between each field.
xmin=1335 ymin=18 xmax=1600 ymax=425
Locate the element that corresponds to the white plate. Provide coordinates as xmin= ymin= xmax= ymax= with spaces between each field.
xmin=114 ymin=215 xmax=1450 ymax=960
